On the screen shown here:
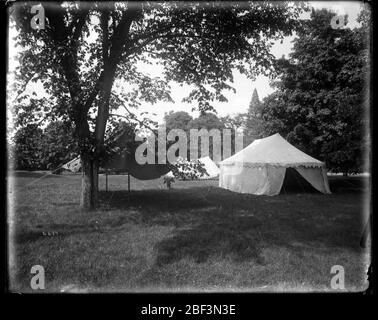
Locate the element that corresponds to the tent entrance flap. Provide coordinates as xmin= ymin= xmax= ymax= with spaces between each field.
xmin=281 ymin=167 xmax=320 ymax=193
xmin=295 ymin=166 xmax=331 ymax=194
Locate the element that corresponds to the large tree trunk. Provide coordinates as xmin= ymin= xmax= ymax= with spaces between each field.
xmin=78 ymin=67 xmax=115 ymax=211
xmin=81 ymin=155 xmax=99 ymax=211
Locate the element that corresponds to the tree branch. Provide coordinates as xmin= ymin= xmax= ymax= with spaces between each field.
xmin=70 ymin=11 xmax=88 ymax=41
xmin=109 ymin=113 xmax=132 ymax=124
xmin=100 ymin=11 xmax=110 ymax=63
xmin=110 ymin=92 xmax=157 ymax=132
xmin=14 ymin=70 xmax=39 ymax=101
xmin=94 ymin=5 xmax=143 ymax=148
xmin=123 ymin=31 xmax=218 ymax=60
xmin=106 ymin=4 xmax=143 ymax=67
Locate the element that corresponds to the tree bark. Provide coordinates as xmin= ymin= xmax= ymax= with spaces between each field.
xmin=80 ymin=67 xmax=115 ymax=211
xmin=81 ymin=155 xmax=99 ymax=211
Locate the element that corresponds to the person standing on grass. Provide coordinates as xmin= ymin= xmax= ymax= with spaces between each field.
xmin=163 ymin=172 xmax=175 ymax=189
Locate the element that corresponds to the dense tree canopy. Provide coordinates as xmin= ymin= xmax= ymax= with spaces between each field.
xmin=189 ymin=112 xmax=225 ymax=131
xmin=12 ymin=121 xmax=75 ymax=171
xmin=255 ymin=8 xmax=370 ymax=174
xmin=163 ymin=111 xmax=226 ymax=160
xmin=164 ymin=110 xmax=225 ymax=132
xmin=42 ymin=121 xmax=76 ymax=171
xmin=164 ymin=111 xmax=193 ymax=132
xmin=13 ymin=124 xmax=45 ymax=170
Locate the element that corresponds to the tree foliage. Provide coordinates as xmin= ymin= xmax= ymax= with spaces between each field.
xmin=163 ymin=111 xmax=226 ymax=160
xmin=248 ymin=88 xmax=261 ymax=113
xmin=189 ymin=112 xmax=225 ymax=131
xmin=12 ymin=121 xmax=75 ymax=171
xmin=169 ymin=157 xmax=208 ymax=180
xmin=13 ymin=124 xmax=45 ymax=170
xmin=245 ymin=87 xmax=263 ymax=142
xmin=164 ymin=111 xmax=193 ymax=132
xmin=256 ymin=8 xmax=370 ymax=174
xmin=42 ymin=121 xmax=76 ymax=171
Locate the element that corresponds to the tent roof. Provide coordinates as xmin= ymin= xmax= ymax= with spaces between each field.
xmin=198 ymin=156 xmax=220 ymax=178
xmin=220 ymin=133 xmax=324 ymax=168
xmin=62 ymin=156 xmax=81 ymax=172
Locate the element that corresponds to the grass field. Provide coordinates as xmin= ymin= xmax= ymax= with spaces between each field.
xmin=7 ymin=171 xmax=370 ymax=292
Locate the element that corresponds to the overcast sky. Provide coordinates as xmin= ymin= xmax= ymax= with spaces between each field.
xmin=7 ymin=1 xmax=365 ymax=126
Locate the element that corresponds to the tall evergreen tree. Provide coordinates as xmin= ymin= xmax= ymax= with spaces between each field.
xmin=245 ymin=88 xmax=263 ymax=141
xmin=248 ymin=88 xmax=261 ymax=114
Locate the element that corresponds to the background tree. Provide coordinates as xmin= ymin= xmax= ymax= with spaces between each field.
xmin=13 ymin=124 xmax=45 ymax=170
xmin=257 ymin=8 xmax=370 ymax=174
xmin=245 ymin=88 xmax=263 ymax=144
xmin=188 ymin=112 xmax=225 ymax=160
xmin=12 ymin=121 xmax=75 ymax=172
xmin=189 ymin=112 xmax=225 ymax=131
xmin=164 ymin=111 xmax=193 ymax=132
xmin=169 ymin=157 xmax=208 ymax=181
xmin=163 ymin=111 xmax=226 ymax=160
xmin=42 ymin=121 xmax=76 ymax=172
xmin=220 ymin=113 xmax=246 ymax=130
xmin=11 ymin=1 xmax=304 ymax=209
xmin=249 ymin=89 xmax=260 ymax=111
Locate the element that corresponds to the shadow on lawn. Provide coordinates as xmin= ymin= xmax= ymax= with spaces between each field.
xmin=98 ymin=176 xmax=367 ymax=265
xmin=154 ymin=213 xmax=267 ymax=265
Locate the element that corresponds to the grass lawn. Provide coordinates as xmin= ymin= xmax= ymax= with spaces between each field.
xmin=7 ymin=171 xmax=370 ymax=292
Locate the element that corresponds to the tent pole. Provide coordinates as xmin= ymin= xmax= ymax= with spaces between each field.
xmin=105 ymin=170 xmax=108 ymax=192
xmin=128 ymin=173 xmax=130 ymax=193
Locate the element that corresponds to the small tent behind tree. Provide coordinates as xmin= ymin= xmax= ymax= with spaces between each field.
xmin=62 ymin=156 xmax=81 ymax=173
xmin=163 ymin=156 xmax=219 ymax=181
xmin=198 ymin=156 xmax=220 ymax=179
xmin=62 ymin=153 xmax=170 ymax=179
xmin=219 ymin=133 xmax=331 ymax=196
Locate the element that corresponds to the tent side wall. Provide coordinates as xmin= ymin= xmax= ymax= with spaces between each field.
xmin=219 ymin=164 xmax=286 ymax=196
xmin=219 ymin=164 xmax=331 ymax=196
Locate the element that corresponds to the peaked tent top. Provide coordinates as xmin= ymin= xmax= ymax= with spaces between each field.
xmin=220 ymin=133 xmax=324 ymax=168
xmin=62 ymin=156 xmax=81 ymax=172
xmin=198 ymin=156 xmax=220 ymax=178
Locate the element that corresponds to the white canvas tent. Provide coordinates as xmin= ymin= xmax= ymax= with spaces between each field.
xmin=62 ymin=156 xmax=81 ymax=173
xmin=164 ymin=156 xmax=220 ymax=180
xmin=198 ymin=156 xmax=220 ymax=179
xmin=219 ymin=133 xmax=331 ymax=196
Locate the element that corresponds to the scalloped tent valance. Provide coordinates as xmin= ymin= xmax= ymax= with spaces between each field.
xmin=219 ymin=133 xmax=331 ymax=196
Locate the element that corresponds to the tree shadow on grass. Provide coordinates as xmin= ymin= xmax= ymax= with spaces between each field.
xmin=328 ymin=176 xmax=369 ymax=194
xmin=154 ymin=213 xmax=266 ymax=265
xmin=98 ymin=188 xmax=218 ymax=226
xmin=98 ymin=177 xmax=367 ymax=265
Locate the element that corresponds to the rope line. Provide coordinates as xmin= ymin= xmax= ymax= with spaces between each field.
xmin=8 ymin=161 xmax=78 ymax=193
